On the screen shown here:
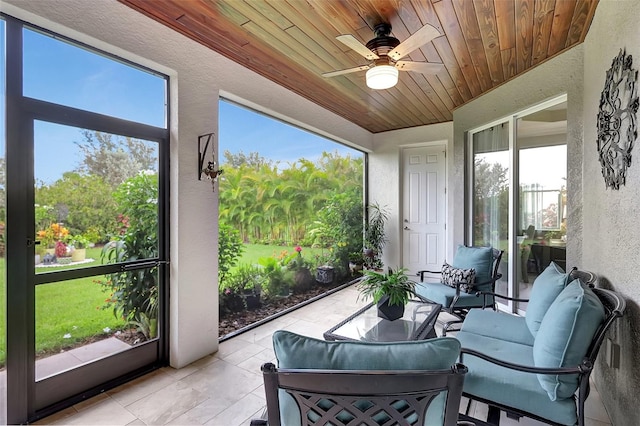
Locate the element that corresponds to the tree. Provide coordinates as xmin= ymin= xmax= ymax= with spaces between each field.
xmin=35 ymin=172 xmax=118 ymax=240
xmin=75 ymin=130 xmax=157 ymax=187
xmin=223 ymin=150 xmax=273 ymax=169
xmin=473 ymin=157 xmax=509 ymax=243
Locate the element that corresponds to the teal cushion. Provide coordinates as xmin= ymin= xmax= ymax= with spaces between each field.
xmin=533 ymin=281 xmax=605 ymax=401
xmin=415 ymin=282 xmax=493 ymax=309
xmin=461 ymin=309 xmax=534 ymax=347
xmin=272 ymin=330 xmax=461 ymax=426
xmin=525 ymin=262 xmax=572 ymax=337
xmin=457 ymin=330 xmax=578 ymax=425
xmin=452 ymin=245 xmax=494 ymax=283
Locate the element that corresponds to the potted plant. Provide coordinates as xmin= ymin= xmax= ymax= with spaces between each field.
xmin=55 ymin=240 xmax=73 ymax=264
xmin=364 ymin=202 xmax=389 ymax=270
xmin=71 ymin=234 xmax=91 ymax=262
xmin=357 ymin=267 xmax=416 ymax=321
xmin=348 ymin=252 xmax=365 ymax=275
xmin=287 ymin=246 xmax=314 ymax=293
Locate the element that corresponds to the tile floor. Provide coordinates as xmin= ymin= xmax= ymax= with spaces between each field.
xmin=37 ymin=285 xmax=612 ymax=425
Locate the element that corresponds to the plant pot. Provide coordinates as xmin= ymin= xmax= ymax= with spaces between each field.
xmin=243 ymin=290 xmax=262 ymax=310
xmin=292 ymin=268 xmax=314 ymax=293
xmin=316 ymin=265 xmax=335 ymax=285
xmin=57 ymin=256 xmax=73 ymax=265
xmin=377 ymin=295 xmax=405 ymax=321
xmin=349 ymin=262 xmax=364 ymax=275
xmin=71 ymin=248 xmax=86 ymax=262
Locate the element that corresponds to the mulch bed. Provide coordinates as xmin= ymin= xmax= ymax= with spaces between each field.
xmin=219 ymin=281 xmax=348 ymax=338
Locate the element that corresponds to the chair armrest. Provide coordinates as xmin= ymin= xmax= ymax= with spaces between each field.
xmin=472 ymin=273 xmax=502 ymax=288
xmin=460 ymin=347 xmax=593 ymax=375
xmin=475 ymin=290 xmax=530 ymax=304
xmin=416 ymin=270 xmax=440 ymax=281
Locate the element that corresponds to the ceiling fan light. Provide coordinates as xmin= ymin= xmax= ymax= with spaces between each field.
xmin=366 ymin=65 xmax=398 ymax=89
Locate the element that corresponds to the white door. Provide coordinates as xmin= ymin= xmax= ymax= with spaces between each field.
xmin=402 ymin=146 xmax=446 ymax=276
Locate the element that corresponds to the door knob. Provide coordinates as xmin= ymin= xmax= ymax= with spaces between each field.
xmin=404 ymin=226 xmax=410 ymax=230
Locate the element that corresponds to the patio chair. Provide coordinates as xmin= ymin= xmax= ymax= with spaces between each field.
xmin=252 ymin=330 xmax=489 ymax=425
xmin=414 ymin=246 xmax=503 ymax=333
xmin=254 ymin=362 xmax=469 ymax=426
xmin=457 ymin=283 xmax=625 ymax=426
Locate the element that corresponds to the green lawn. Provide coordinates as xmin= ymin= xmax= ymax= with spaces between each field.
xmin=235 ymin=243 xmax=325 ymax=269
xmin=0 ymin=247 xmax=127 ymax=366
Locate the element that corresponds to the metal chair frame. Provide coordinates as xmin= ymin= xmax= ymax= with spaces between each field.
xmin=255 ymin=362 xmax=468 ymax=426
xmin=459 ymin=286 xmax=625 ymax=426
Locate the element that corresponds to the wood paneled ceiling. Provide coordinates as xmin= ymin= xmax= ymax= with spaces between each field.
xmin=120 ymin=0 xmax=598 ymax=133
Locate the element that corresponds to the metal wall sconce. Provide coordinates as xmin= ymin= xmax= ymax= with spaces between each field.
xmin=198 ymin=132 xmax=223 ymax=191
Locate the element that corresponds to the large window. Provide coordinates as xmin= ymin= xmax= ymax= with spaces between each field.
xmin=217 ymin=99 xmax=365 ymax=337
xmin=469 ymin=97 xmax=567 ymax=314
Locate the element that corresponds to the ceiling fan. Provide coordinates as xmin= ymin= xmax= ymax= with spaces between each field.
xmin=323 ymin=23 xmax=444 ymax=90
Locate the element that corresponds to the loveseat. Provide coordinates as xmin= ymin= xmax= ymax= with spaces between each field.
xmin=455 ymin=263 xmax=625 ymax=426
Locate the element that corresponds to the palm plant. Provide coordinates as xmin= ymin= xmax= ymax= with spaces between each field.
xmin=364 ymin=202 xmax=389 ymax=269
xmin=357 ymin=267 xmax=416 ymax=307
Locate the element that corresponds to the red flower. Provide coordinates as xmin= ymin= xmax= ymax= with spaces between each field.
xmin=295 ymin=245 xmax=302 ymax=253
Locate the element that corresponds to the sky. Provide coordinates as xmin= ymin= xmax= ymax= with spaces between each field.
xmin=0 ymin=23 xmax=361 ymax=185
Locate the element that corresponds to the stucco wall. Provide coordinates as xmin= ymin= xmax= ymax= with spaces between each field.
xmin=583 ymin=1 xmax=640 ymax=424
xmin=370 ymin=122 xmax=453 ymax=267
xmin=3 ymin=0 xmax=372 ymax=368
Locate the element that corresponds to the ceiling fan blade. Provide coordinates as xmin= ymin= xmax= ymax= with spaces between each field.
xmin=389 ymin=24 xmax=441 ymax=61
xmin=336 ymin=35 xmax=379 ymax=60
xmin=322 ymin=65 xmax=371 ymax=78
xmin=395 ymin=61 xmax=445 ymax=74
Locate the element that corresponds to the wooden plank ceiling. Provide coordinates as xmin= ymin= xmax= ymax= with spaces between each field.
xmin=119 ymin=0 xmax=598 ymax=134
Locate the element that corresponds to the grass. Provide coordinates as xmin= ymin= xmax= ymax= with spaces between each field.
xmin=0 ymin=247 xmax=127 ymax=366
xmin=234 ymin=243 xmax=326 ymax=270
xmin=0 ymin=243 xmax=327 ymax=367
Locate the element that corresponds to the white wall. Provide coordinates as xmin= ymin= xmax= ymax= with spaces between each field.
xmin=582 ymin=1 xmax=640 ymax=424
xmin=4 ymin=0 xmax=373 ymax=368
xmin=370 ymin=123 xmax=453 ymax=267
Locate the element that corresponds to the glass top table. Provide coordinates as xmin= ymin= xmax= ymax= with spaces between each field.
xmin=323 ymin=299 xmax=442 ymax=342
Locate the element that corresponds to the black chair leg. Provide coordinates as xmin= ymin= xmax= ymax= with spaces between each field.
xmin=487 ymin=405 xmax=501 ymax=425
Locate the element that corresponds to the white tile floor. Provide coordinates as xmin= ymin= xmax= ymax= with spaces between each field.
xmin=37 ymin=285 xmax=612 ymax=425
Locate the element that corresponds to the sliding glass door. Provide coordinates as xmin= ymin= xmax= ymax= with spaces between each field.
xmin=470 ymin=122 xmax=510 ymax=300
xmin=469 ymin=97 xmax=567 ymax=314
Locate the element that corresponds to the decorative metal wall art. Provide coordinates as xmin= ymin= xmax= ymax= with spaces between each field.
xmin=198 ymin=133 xmax=223 ymax=191
xmin=597 ymin=48 xmax=639 ymax=190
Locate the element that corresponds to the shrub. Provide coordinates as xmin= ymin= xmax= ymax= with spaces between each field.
xmin=258 ymin=256 xmax=292 ymax=298
xmin=218 ymin=223 xmax=244 ymax=287
xmin=99 ymin=171 xmax=159 ymax=338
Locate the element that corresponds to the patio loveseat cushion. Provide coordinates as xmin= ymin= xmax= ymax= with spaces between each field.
xmin=456 ymin=331 xmax=578 ymax=426
xmin=272 ymin=330 xmax=461 ymax=426
xmin=456 ymin=264 xmax=611 ymax=425
xmin=525 ymin=261 xmax=572 ymax=336
xmin=533 ymin=280 xmax=605 ymax=400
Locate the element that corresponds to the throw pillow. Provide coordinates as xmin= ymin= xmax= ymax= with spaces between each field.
xmin=441 ymin=262 xmax=477 ymax=293
xmin=532 ymin=280 xmax=605 ymax=401
xmin=525 ymin=262 xmax=572 ymax=337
